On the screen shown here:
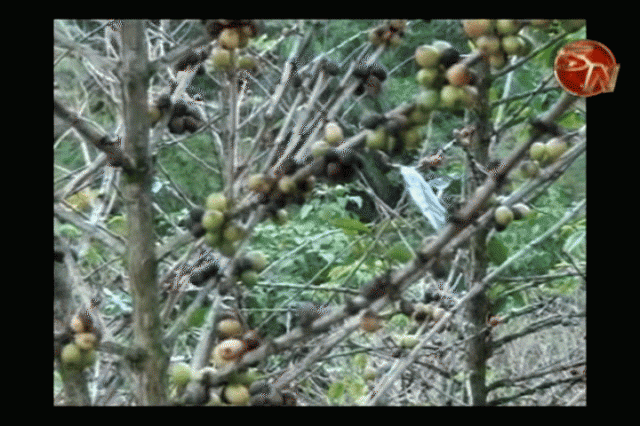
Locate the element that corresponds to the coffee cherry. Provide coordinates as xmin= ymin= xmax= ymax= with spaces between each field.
xmin=495 ymin=19 xmax=521 ymax=35
xmin=311 ymin=140 xmax=331 ymax=159
xmin=204 ymin=231 xmax=221 ymax=248
xmin=205 ymin=192 xmax=228 ymax=212
xmin=520 ymin=160 xmax=541 ymax=179
xmin=70 ymin=314 xmax=85 ymax=334
xmin=440 ymin=85 xmax=463 ymax=109
xmin=80 ymin=348 xmax=97 ymax=368
xmin=201 ymin=210 xmax=225 ymax=231
xmin=462 ymin=19 xmax=494 ymax=38
xmin=445 ymin=63 xmax=472 ymax=87
xmin=512 ymin=203 xmax=532 ymax=220
xmin=407 ymin=107 xmax=431 ymax=125
xmin=488 ymin=53 xmax=507 ymax=69
xmin=222 ymin=223 xmax=244 ymax=242
xmin=476 ymin=35 xmax=502 ymax=55
xmin=168 ymin=116 xmax=186 ymax=134
xmin=278 ymin=176 xmax=297 ymax=194
xmin=365 ymin=127 xmax=388 ymax=150
xmin=219 ymin=28 xmax=240 ymax=50
xmin=416 ymin=89 xmax=440 ymax=110
xmin=494 ymin=205 xmax=514 ymax=228
xmin=439 ymin=48 xmax=462 ymax=69
xmin=401 ymin=127 xmax=421 ymax=150
xmin=224 ymin=384 xmax=250 ymax=406
xmin=61 ymin=343 xmax=82 ymax=368
xmin=502 ymin=35 xmax=525 ymax=56
xmin=211 ymin=48 xmax=232 ymax=70
xmin=217 ymin=318 xmax=243 ymax=339
xmin=212 ymin=338 xmax=246 ymax=365
xmin=415 ymin=44 xmax=441 ymax=68
xmin=247 ymin=173 xmax=271 ymax=193
xmin=169 ymin=362 xmax=192 ymax=387
xmin=75 ymin=332 xmax=97 ymax=350
xmin=432 ymin=40 xmax=453 ymax=53
xmin=272 ymin=208 xmax=288 ymax=225
xmin=529 ymin=141 xmax=547 ymax=162
xmin=246 ymin=251 xmax=267 ymax=271
xmin=324 ymin=122 xmax=343 ymax=146
xmin=236 ymin=55 xmax=256 ymax=70
xmin=544 ymin=138 xmax=568 ymax=163
xmin=240 ymin=270 xmax=259 ymax=287
xmin=416 ymin=67 xmax=439 ymax=87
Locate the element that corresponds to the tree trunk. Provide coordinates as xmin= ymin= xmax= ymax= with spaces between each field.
xmin=465 ymin=59 xmax=492 ymax=406
xmin=120 ymin=20 xmax=167 ymax=405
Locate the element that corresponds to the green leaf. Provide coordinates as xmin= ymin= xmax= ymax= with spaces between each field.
xmin=487 ymin=236 xmax=509 ymax=265
xmin=384 ymin=242 xmax=414 ymax=263
xmin=351 ymin=353 xmax=369 ymax=370
xmin=327 ymin=382 xmax=345 ymax=403
xmin=188 ymin=307 xmax=209 ymax=328
xmin=300 ymin=204 xmax=313 ymax=219
xmin=329 ymin=217 xmax=371 ymax=235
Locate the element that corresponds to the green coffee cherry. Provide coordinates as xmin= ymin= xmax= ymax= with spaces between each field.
xmin=202 ymin=210 xmax=225 ymax=231
xmin=529 ymin=142 xmax=547 ymax=162
xmin=494 ymin=205 xmax=514 ymax=230
xmin=169 ymin=362 xmax=193 ymax=387
xmin=415 ymin=44 xmax=441 ymax=68
xmin=206 ymin=192 xmax=228 ymax=212
xmin=61 ymin=343 xmax=82 ymax=368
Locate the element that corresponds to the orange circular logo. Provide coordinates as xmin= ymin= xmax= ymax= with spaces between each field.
xmin=554 ymin=40 xmax=619 ymax=97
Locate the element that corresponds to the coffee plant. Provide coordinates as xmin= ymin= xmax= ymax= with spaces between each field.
xmin=54 ymin=19 xmax=586 ymax=406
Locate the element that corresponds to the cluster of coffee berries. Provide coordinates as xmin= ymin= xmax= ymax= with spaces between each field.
xmin=249 ymin=381 xmax=297 ymax=406
xmin=400 ymin=300 xmax=446 ymax=324
xmin=211 ymin=322 xmax=262 ymax=369
xmin=192 ymin=192 xmax=245 ymax=256
xmin=189 ymin=255 xmax=221 ymax=286
xmin=529 ymin=137 xmax=569 ymax=166
xmin=363 ymin=110 xmax=424 ymax=153
xmin=208 ymin=47 xmax=257 ymax=73
xmin=59 ymin=311 xmax=101 ymax=372
xmin=311 ymin=121 xmax=345 ymax=156
xmin=232 ymin=251 xmax=268 ymax=287
xmin=493 ymin=202 xmax=532 ymax=231
xmin=149 ymin=93 xmax=205 ymax=135
xmin=174 ymin=46 xmax=210 ymax=76
xmin=462 ymin=20 xmax=536 ymax=69
xmin=183 ymin=365 xmax=263 ymax=405
xmin=352 ymin=61 xmax=387 ymax=97
xmin=202 ymin=19 xmax=262 ymax=48
xmin=414 ymin=40 xmax=478 ymax=111
xmin=520 ymin=137 xmax=570 ymax=178
xmin=203 ymin=20 xmax=261 ymax=72
xmin=247 ymin=160 xmax=314 ymax=222
xmin=368 ymin=20 xmax=407 ymax=48
xmin=312 ymin=144 xmax=362 ymax=184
